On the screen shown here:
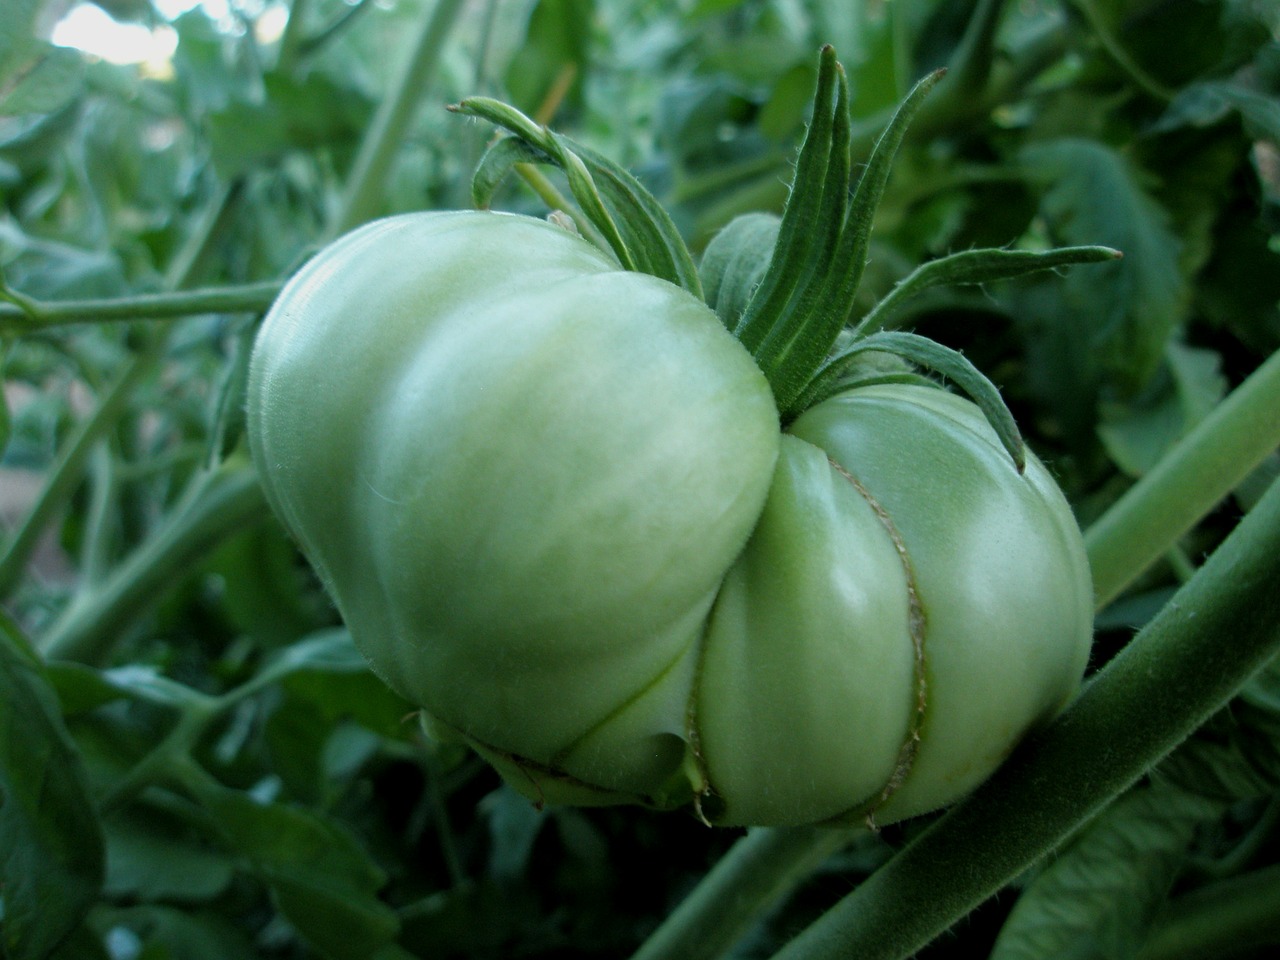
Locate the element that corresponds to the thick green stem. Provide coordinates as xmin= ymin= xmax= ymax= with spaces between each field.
xmin=0 ymin=282 xmax=281 ymax=334
xmin=1137 ymin=863 xmax=1280 ymax=960
xmin=39 ymin=464 xmax=268 ymax=664
xmin=769 ymin=475 xmax=1280 ymax=960
xmin=1086 ymin=347 xmax=1280 ymax=609
xmin=331 ymin=0 xmax=467 ymax=237
xmin=629 ymin=826 xmax=861 ymax=960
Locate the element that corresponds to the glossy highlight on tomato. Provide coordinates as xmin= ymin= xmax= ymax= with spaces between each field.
xmin=247 ymin=210 xmax=1093 ymax=827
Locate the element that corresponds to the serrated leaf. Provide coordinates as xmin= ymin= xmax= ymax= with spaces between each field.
xmin=188 ymin=775 xmax=399 ymax=960
xmin=1020 ymin=139 xmax=1188 ymax=396
xmin=991 ymin=786 xmax=1223 ymax=960
xmin=0 ymin=612 xmax=105 ymax=960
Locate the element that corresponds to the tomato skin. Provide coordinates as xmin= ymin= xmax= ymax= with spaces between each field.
xmin=700 ymin=386 xmax=1093 ymax=826
xmin=247 ymin=211 xmax=782 ymax=803
xmin=248 ymin=210 xmax=1093 ymax=826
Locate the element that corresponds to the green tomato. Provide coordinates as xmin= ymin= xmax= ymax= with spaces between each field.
xmin=247 ymin=210 xmax=1092 ymax=827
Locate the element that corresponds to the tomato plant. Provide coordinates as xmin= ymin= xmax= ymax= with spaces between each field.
xmin=3 ymin=2 xmax=1280 ymax=960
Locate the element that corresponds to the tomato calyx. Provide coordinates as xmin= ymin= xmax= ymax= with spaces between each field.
xmin=450 ymin=46 xmax=1119 ymax=470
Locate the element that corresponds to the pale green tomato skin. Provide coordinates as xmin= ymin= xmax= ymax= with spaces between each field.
xmin=248 ymin=210 xmax=1093 ymax=827
xmin=247 ymin=211 xmax=781 ymax=804
xmin=698 ymin=386 xmax=1094 ymax=826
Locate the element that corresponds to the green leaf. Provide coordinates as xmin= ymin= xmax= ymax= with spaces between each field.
xmin=753 ymin=66 xmax=945 ymax=409
xmin=471 ymin=136 xmax=553 ymax=211
xmin=480 ymin=785 xmax=548 ymax=880
xmin=734 ymin=46 xmax=847 ymax=353
xmin=1156 ymin=80 xmax=1280 ymax=143
xmin=759 ymin=63 xmax=818 ymax=142
xmin=0 ymin=0 xmax=84 ymax=119
xmin=1098 ymin=341 xmax=1229 ymax=477
xmin=990 ymin=786 xmax=1223 ymax=960
xmin=839 ymin=0 xmax=899 ymax=119
xmin=1158 ymin=656 xmax=1280 ymax=804
xmin=854 ymin=244 xmax=1122 ymax=337
xmin=104 ymin=805 xmax=235 ymax=902
xmin=0 ymin=612 xmax=105 ymax=960
xmin=698 ymin=212 xmax=780 ymax=329
xmin=90 ymin=905 xmax=256 ymax=960
xmin=206 ymin=70 xmax=371 ymax=179
xmin=451 ymin=97 xmax=703 ymax=296
xmin=1020 ymin=139 xmax=1188 ymax=396
xmin=206 ymin=519 xmax=325 ymax=650
xmin=794 ymin=330 xmax=1025 ymax=469
xmin=0 ymin=45 xmax=82 ymax=118
xmin=255 ymin=628 xmax=374 ymax=688
xmin=187 ymin=774 xmax=399 ymax=960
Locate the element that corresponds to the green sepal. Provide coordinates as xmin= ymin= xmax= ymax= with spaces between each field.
xmin=754 ymin=67 xmax=946 ymax=411
xmin=471 ymin=135 xmax=553 ymax=211
xmin=735 ymin=45 xmax=848 ymax=352
xmin=450 ymin=97 xmax=703 ymax=298
xmin=699 ymin=212 xmax=780 ymax=330
xmin=792 ymin=330 xmax=1026 ymax=471
xmin=853 ymin=244 xmax=1123 ymax=337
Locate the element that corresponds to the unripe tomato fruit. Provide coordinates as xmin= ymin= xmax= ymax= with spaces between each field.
xmin=247 ymin=210 xmax=1093 ymax=826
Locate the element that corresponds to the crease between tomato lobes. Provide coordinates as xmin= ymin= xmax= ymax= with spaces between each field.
xmin=247 ymin=210 xmax=1093 ymax=828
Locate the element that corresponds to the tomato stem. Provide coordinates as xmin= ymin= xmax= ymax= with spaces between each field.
xmin=744 ymin=66 xmax=945 ymax=413
xmin=1086 ymin=346 xmax=1280 ymax=608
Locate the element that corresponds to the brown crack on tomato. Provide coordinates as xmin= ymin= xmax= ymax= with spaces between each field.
xmin=824 ymin=454 xmax=929 ymax=829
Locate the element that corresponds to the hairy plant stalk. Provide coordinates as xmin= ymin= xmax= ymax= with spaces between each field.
xmin=768 ymin=474 xmax=1280 ymax=960
xmin=1086 ymin=347 xmax=1280 ymax=608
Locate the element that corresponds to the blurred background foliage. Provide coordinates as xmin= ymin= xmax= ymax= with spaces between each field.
xmin=2 ymin=1 xmax=1280 ymax=958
